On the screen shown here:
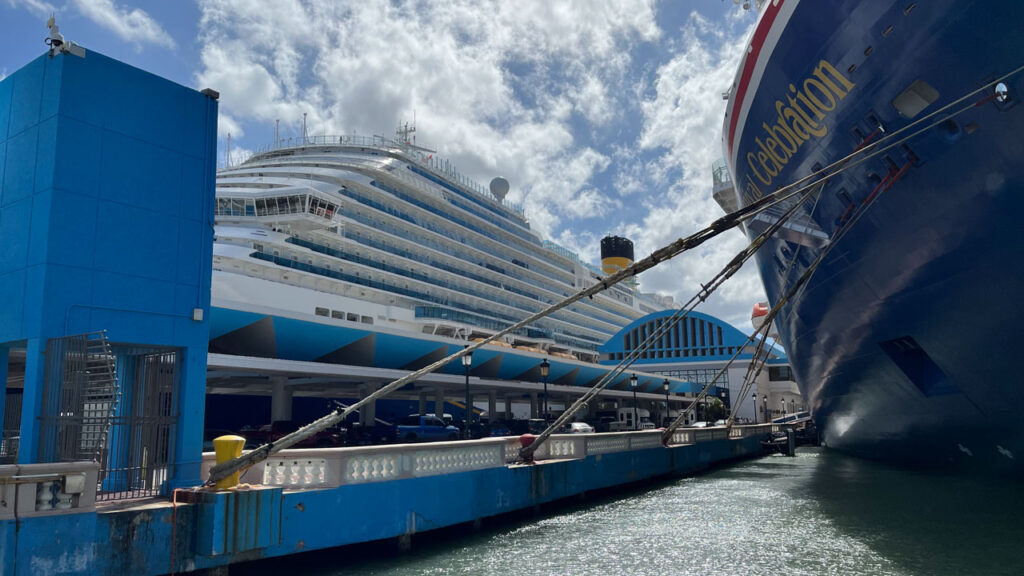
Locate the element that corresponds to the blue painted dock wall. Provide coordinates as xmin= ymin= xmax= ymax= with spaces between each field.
xmin=0 ymin=433 xmax=762 ymax=575
xmin=0 ymin=49 xmax=217 ymax=483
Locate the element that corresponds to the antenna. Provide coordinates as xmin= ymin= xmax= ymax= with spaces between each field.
xmin=275 ymin=119 xmax=279 ymax=148
xmin=396 ymin=118 xmax=416 ymax=146
xmin=45 ymin=13 xmax=85 ymax=58
xmin=302 ymin=112 xmax=308 ymax=144
xmin=226 ymin=132 xmax=231 ymax=168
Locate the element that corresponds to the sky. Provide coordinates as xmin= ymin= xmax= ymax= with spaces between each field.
xmin=1 ymin=0 xmax=767 ymax=331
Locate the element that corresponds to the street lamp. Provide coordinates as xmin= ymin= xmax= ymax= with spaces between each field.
xmin=629 ymin=374 xmax=639 ymax=430
xmin=752 ymin=392 xmax=758 ymax=424
xmin=762 ymin=394 xmax=768 ymax=423
xmin=663 ymin=379 xmax=671 ymax=427
xmin=790 ymin=398 xmax=796 ymax=414
xmin=462 ymin=346 xmax=473 ymax=434
xmin=720 ymin=389 xmax=728 ymax=420
xmin=540 ymin=359 xmax=550 ymax=423
xmin=780 ymin=398 xmax=786 ymax=416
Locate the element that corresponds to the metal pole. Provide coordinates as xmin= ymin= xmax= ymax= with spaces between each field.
xmin=543 ymin=375 xmax=548 ymax=423
xmin=752 ymin=392 xmax=757 ymax=424
xmin=629 ymin=374 xmax=639 ymax=430
xmin=632 ymin=387 xmax=638 ymax=430
xmin=664 ymin=388 xmax=670 ymax=426
xmin=540 ymin=359 xmax=550 ymax=423
xmin=462 ymin=345 xmax=473 ymax=438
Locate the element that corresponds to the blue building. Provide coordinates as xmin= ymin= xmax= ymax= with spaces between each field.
xmin=0 ymin=45 xmax=217 ymax=490
xmin=599 ymin=310 xmax=802 ymax=423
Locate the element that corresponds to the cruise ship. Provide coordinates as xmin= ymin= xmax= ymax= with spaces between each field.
xmin=721 ymin=0 xmax=1024 ymax=470
xmin=212 ymin=127 xmax=674 ymax=365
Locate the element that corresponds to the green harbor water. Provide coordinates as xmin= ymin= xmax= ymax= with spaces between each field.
xmin=255 ymin=448 xmax=1024 ymax=576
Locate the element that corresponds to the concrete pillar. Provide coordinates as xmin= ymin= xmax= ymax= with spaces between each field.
xmin=488 ymin=391 xmax=497 ymax=423
xmin=418 ymin=392 xmax=427 ymax=416
xmin=367 ymin=390 xmax=377 ymax=424
xmin=0 ymin=348 xmax=8 ymax=445
xmin=17 ymin=338 xmax=45 ymax=464
xmin=530 ymin=392 xmax=539 ymax=419
xmin=360 ymin=385 xmax=377 ymax=426
xmin=504 ymin=395 xmax=512 ymax=420
xmin=173 ymin=346 xmax=214 ymax=488
xmin=434 ymin=389 xmax=445 ymax=419
xmin=270 ymin=376 xmax=292 ymax=422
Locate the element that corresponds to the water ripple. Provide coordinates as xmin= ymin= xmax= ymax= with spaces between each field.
xmin=277 ymin=449 xmax=1024 ymax=576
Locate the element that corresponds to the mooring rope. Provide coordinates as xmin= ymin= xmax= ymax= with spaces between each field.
xmin=205 ymin=65 xmax=1024 ymax=486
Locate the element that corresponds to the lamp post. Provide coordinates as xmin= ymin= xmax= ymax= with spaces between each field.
xmin=780 ymin=398 xmax=786 ymax=417
xmin=540 ymin=359 xmax=550 ymax=423
xmin=762 ymin=394 xmax=768 ymax=423
xmin=720 ymin=389 xmax=728 ymax=420
xmin=629 ymin=374 xmax=639 ymax=430
xmin=462 ymin=346 xmax=473 ymax=436
xmin=752 ymin=392 xmax=758 ymax=424
xmin=663 ymin=379 xmax=671 ymax=427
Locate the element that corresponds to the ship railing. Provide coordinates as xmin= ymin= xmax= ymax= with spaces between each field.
xmin=234 ymin=134 xmax=526 ymax=217
xmin=200 ymin=426 xmax=769 ymax=491
xmin=0 ymin=461 xmax=100 ymax=519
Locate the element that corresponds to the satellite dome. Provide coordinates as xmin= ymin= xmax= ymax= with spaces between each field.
xmin=489 ymin=177 xmax=510 ymax=202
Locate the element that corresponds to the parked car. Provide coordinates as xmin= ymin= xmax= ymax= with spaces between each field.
xmin=240 ymin=421 xmax=347 ymax=448
xmin=564 ymin=422 xmax=594 ymax=434
xmin=526 ymin=418 xmax=547 ymax=435
xmin=202 ymin=429 xmax=238 ymax=452
xmin=395 ymin=415 xmax=460 ymax=442
xmin=486 ymin=420 xmax=513 ymax=437
xmin=346 ymin=422 xmax=398 ymax=446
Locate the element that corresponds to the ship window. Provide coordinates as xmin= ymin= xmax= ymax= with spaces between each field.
xmin=769 ymin=366 xmax=792 ymax=381
xmin=331 ymin=310 xmax=344 ymax=319
xmin=361 ymin=316 xmax=374 ymax=324
xmin=892 ymin=79 xmax=939 ymax=119
xmin=315 ymin=307 xmax=329 ymax=317
xmin=347 ymin=313 xmax=358 ymax=322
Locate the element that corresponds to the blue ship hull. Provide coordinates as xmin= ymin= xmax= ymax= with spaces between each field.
xmin=725 ymin=0 xmax=1024 ymax=470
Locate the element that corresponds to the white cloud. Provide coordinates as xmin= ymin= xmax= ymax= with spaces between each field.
xmin=6 ymin=0 xmax=56 ymax=19
xmin=194 ymin=1 xmax=768 ymax=330
xmin=195 ymin=0 xmax=658 ymax=226
xmin=622 ymin=11 xmax=763 ymax=329
xmin=70 ymin=0 xmax=176 ymax=49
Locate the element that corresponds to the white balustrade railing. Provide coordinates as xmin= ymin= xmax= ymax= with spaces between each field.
xmin=0 ymin=461 xmax=99 ymax=518
xmin=667 ymin=429 xmax=694 ymax=446
xmin=200 ymin=425 xmax=775 ymax=491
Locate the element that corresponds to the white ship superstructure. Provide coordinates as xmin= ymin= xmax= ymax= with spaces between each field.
xmin=212 ymin=131 xmax=673 ymax=362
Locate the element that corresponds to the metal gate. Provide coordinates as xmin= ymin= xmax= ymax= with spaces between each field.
xmin=38 ymin=332 xmax=120 ymax=463
xmin=38 ymin=333 xmax=181 ymax=501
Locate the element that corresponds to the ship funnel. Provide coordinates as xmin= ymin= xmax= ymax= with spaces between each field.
xmin=600 ymin=236 xmax=634 ymax=276
xmin=489 ymin=177 xmax=510 ymax=202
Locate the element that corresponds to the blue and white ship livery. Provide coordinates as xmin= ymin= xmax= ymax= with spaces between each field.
xmin=212 ymin=130 xmax=675 ymax=366
xmin=722 ymin=0 xmax=1024 ymax=469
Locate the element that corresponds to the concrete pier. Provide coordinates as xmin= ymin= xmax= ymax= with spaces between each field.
xmin=0 ymin=425 xmax=775 ymax=575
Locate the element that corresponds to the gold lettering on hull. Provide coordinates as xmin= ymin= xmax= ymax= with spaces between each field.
xmin=742 ymin=59 xmax=856 ymax=197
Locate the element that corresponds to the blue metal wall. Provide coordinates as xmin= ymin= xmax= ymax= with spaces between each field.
xmin=0 ymin=49 xmax=217 ymax=484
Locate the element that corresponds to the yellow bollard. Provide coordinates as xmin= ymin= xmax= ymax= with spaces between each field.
xmin=212 ymin=435 xmax=246 ymax=489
